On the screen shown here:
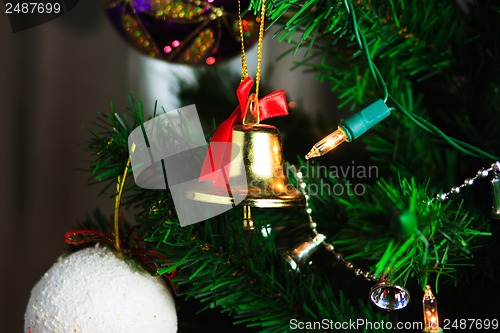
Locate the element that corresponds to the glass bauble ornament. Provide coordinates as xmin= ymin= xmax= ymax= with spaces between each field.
xmin=369 ymin=280 xmax=410 ymax=311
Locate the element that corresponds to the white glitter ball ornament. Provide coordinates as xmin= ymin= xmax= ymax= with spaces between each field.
xmin=24 ymin=245 xmax=177 ymax=333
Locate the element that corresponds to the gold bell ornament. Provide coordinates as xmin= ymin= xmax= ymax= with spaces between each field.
xmin=195 ymin=0 xmax=303 ymax=229
xmin=196 ymin=79 xmax=305 ymax=230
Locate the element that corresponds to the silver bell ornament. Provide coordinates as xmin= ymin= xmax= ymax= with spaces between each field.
xmin=282 ymin=233 xmax=326 ymax=272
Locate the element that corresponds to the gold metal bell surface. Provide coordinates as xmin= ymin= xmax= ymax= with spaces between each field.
xmin=194 ymin=123 xmax=305 ymax=208
xmin=232 ymin=123 xmax=305 ymax=207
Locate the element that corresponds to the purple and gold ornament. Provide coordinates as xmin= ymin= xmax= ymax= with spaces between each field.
xmin=100 ymin=0 xmax=259 ymax=65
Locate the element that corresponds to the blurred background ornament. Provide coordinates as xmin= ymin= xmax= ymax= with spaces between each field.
xmin=99 ymin=0 xmax=260 ymax=65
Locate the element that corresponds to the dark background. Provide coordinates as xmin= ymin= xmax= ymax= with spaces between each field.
xmin=1 ymin=2 xmax=129 ymax=332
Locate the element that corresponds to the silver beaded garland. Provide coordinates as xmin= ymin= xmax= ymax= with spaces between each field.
xmin=491 ymin=162 xmax=500 ymax=220
xmin=288 ymin=161 xmax=500 ymax=311
xmin=435 ymin=162 xmax=498 ymax=206
xmin=293 ymin=166 xmax=411 ymax=311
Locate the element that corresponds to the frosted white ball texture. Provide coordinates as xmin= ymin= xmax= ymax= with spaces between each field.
xmin=25 ymin=245 xmax=177 ymax=333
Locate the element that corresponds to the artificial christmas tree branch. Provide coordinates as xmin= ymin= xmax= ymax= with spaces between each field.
xmin=24 ymin=1 xmax=499 ymax=331
xmin=76 ymin=85 xmax=494 ymax=330
xmin=255 ymin=0 xmax=498 ymax=161
xmin=57 ymin=0 xmax=500 ymax=331
xmin=80 ymin=97 xmax=400 ymax=330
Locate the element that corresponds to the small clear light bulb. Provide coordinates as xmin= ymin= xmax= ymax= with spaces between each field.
xmin=305 ymin=127 xmax=348 ymax=159
xmin=423 ymin=285 xmax=443 ymax=333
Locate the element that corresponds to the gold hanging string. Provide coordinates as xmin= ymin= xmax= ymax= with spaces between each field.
xmin=237 ymin=0 xmax=266 ymax=99
xmin=254 ymin=0 xmax=266 ymax=100
xmin=114 ymin=157 xmax=131 ymax=253
xmin=237 ymin=0 xmax=249 ymax=80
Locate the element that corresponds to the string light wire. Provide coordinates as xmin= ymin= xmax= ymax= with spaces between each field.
xmin=343 ymin=0 xmax=499 ymax=161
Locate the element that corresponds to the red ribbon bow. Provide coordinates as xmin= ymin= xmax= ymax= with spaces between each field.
xmin=199 ymin=77 xmax=289 ymax=187
xmin=64 ymin=229 xmax=177 ymax=279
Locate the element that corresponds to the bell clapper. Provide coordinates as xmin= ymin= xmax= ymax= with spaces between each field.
xmin=242 ymin=205 xmax=255 ymax=231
